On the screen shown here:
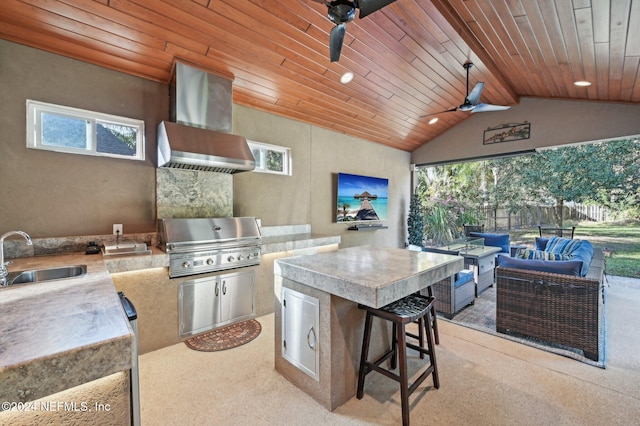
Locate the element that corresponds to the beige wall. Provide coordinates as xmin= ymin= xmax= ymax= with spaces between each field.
xmin=233 ymin=106 xmax=412 ymax=249
xmin=411 ymin=97 xmax=640 ymax=165
xmin=1 ymin=40 xmax=412 ymax=248
xmin=0 ymin=40 xmax=165 ymax=238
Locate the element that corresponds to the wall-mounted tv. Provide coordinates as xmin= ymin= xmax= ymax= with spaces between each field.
xmin=336 ymin=172 xmax=389 ymax=222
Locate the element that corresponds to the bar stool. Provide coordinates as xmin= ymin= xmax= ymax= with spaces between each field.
xmin=357 ymin=294 xmax=439 ymax=426
xmin=409 ymin=286 xmax=439 ymax=351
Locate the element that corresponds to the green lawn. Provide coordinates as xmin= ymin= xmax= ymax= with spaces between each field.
xmin=503 ymin=221 xmax=640 ymax=279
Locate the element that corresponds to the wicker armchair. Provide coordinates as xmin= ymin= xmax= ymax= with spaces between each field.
xmin=495 ymin=249 xmax=605 ymax=361
xmin=421 ymin=247 xmax=475 ymax=319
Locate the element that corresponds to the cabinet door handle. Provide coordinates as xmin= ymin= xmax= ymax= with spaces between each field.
xmin=307 ymin=326 xmax=317 ymax=350
xmin=222 ymin=280 xmax=227 ymax=295
xmin=215 ymin=282 xmax=219 ymax=297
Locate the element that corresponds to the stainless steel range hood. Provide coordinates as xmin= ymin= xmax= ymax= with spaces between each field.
xmin=157 ymin=62 xmax=255 ymax=173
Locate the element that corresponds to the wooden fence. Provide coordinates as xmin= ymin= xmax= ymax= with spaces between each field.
xmin=479 ymin=203 xmax=610 ymax=231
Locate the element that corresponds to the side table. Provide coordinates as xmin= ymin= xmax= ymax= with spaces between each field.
xmin=459 ymin=246 xmax=501 ymax=296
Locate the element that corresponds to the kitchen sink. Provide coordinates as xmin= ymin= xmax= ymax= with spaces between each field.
xmin=101 ymin=243 xmax=152 ymax=257
xmin=7 ymin=265 xmax=87 ymax=286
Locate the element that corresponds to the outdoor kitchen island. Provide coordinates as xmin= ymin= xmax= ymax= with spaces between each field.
xmin=274 ymin=245 xmax=463 ymax=411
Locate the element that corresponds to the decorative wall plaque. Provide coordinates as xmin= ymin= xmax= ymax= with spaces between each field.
xmin=483 ymin=122 xmax=530 ymax=144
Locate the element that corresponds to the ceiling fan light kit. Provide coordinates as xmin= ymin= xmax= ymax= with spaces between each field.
xmin=314 ymin=0 xmax=398 ymax=62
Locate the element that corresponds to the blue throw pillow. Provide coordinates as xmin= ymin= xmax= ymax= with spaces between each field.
xmin=497 ymin=255 xmax=583 ymax=276
xmin=535 ymin=237 xmax=549 ymax=250
xmin=469 ymin=232 xmax=510 ymax=254
xmin=569 ymin=240 xmax=594 ymax=277
xmin=545 ymin=236 xmax=583 ymax=255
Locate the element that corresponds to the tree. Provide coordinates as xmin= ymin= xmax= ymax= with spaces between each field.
xmin=518 ymin=139 xmax=640 ymax=225
xmin=415 ymin=138 xmax=640 ymax=228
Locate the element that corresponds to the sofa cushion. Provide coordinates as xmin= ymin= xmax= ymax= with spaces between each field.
xmin=536 ymin=237 xmax=549 ymax=250
xmin=497 ymin=255 xmax=583 ymax=276
xmin=515 ymin=248 xmax=572 ymax=261
xmin=543 ymin=237 xmax=594 ymax=276
xmin=544 ymin=236 xmax=584 ymax=255
xmin=454 ymin=269 xmax=475 ymax=288
xmin=469 ymin=232 xmax=510 ymax=254
xmin=568 ymin=240 xmax=594 ymax=277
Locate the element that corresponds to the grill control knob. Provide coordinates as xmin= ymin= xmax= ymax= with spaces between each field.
xmin=206 ymin=258 xmax=214 ymax=265
xmin=238 ymin=254 xmax=245 ymax=261
xmin=247 ymin=254 xmax=253 ymax=260
xmin=227 ymin=256 xmax=235 ymax=262
xmin=182 ymin=261 xmax=191 ymax=269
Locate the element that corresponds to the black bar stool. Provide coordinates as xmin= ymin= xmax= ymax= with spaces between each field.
xmin=357 ymin=294 xmax=439 ymax=426
xmin=409 ymin=286 xmax=439 ymax=350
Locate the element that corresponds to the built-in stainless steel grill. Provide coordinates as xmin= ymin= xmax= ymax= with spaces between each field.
xmin=158 ymin=217 xmax=261 ymax=278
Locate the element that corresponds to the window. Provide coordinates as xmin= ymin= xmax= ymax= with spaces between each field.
xmin=26 ymin=100 xmax=145 ymax=161
xmin=248 ymin=141 xmax=291 ymax=175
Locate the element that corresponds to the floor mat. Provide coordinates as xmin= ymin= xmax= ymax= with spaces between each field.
xmin=185 ymin=319 xmax=262 ymax=352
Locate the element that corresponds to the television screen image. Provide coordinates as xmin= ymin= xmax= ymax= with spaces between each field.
xmin=336 ymin=173 xmax=389 ymax=222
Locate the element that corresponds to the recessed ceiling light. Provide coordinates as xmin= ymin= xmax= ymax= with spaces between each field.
xmin=340 ymin=72 xmax=354 ymax=84
xmin=574 ymin=80 xmax=591 ymax=87
xmin=428 ymin=117 xmax=438 ymax=125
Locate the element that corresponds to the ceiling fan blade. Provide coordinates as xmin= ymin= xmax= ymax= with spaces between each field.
xmin=466 ymin=82 xmax=484 ymax=105
xmin=358 ymin=0 xmax=397 ymax=18
xmin=329 ymin=23 xmax=347 ymax=62
xmin=472 ymin=103 xmax=511 ymax=113
xmin=420 ymin=107 xmax=458 ymax=118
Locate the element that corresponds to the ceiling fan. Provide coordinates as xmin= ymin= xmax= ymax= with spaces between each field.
xmin=423 ymin=61 xmax=510 ymax=118
xmin=312 ymin=0 xmax=397 ymax=62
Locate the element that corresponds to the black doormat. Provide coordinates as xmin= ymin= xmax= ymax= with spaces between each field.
xmin=443 ymin=287 xmax=605 ymax=368
xmin=185 ymin=319 xmax=262 ymax=352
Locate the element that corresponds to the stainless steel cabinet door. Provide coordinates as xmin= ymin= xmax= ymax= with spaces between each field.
xmin=282 ymin=288 xmax=319 ymax=381
xmin=179 ymin=270 xmax=256 ymax=338
xmin=219 ymin=270 xmax=255 ymax=327
xmin=179 ymin=276 xmax=221 ymax=338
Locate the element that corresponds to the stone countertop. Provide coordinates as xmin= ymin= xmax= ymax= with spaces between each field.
xmin=261 ymin=233 xmax=340 ymax=255
xmin=0 ymin=253 xmax=133 ymax=403
xmin=275 ymin=245 xmax=464 ymax=308
xmin=102 ymin=246 xmax=169 ymax=274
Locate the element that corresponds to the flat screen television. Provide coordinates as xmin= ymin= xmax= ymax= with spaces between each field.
xmin=336 ymin=172 xmax=389 ymax=222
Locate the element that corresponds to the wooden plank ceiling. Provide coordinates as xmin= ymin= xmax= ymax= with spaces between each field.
xmin=1 ymin=0 xmax=639 ymax=152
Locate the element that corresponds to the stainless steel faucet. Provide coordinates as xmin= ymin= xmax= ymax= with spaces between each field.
xmin=0 ymin=231 xmax=33 ymax=286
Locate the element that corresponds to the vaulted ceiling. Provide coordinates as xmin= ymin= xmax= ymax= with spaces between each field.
xmin=1 ymin=1 xmax=639 ymax=152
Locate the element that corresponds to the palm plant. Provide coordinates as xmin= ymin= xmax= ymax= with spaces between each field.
xmin=424 ymin=203 xmax=456 ymax=245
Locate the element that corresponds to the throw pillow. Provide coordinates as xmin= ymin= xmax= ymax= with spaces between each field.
xmin=544 ymin=236 xmax=584 ymax=255
xmin=515 ymin=248 xmax=572 ymax=261
xmin=535 ymin=237 xmax=549 ymax=250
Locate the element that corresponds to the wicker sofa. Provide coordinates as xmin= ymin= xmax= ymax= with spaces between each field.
xmin=495 ymin=240 xmax=605 ymax=361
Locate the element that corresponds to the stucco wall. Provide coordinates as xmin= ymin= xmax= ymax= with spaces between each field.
xmin=233 ymin=106 xmax=412 ymax=249
xmin=0 ymin=40 xmax=165 ymax=237
xmin=1 ymin=40 xmax=412 ymax=248
xmin=411 ymin=97 xmax=640 ymax=165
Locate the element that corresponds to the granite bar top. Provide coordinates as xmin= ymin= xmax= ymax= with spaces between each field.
xmin=0 ymin=253 xmax=133 ymax=403
xmin=261 ymin=233 xmax=341 ymax=255
xmin=276 ymin=245 xmax=464 ymax=308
